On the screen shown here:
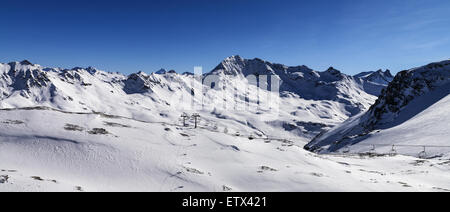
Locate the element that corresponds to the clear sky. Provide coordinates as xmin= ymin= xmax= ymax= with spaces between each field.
xmin=1 ymin=0 xmax=449 ymax=75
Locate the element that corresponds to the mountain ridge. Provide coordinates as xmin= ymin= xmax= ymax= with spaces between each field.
xmin=305 ymin=59 xmax=450 ymax=156
xmin=0 ymin=56 xmax=388 ymax=141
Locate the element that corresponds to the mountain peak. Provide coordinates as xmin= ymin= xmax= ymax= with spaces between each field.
xmin=354 ymin=69 xmax=394 ymax=87
xmin=155 ymin=68 xmax=167 ymax=74
xmin=86 ymin=66 xmax=99 ymax=75
xmin=225 ymin=55 xmax=243 ymax=61
xmin=325 ymin=66 xmax=341 ymax=74
xmin=20 ymin=60 xmax=33 ymax=65
xmin=252 ymin=57 xmax=265 ymax=63
xmin=385 ymin=69 xmax=393 ymax=78
xmin=136 ymin=71 xmax=148 ymax=76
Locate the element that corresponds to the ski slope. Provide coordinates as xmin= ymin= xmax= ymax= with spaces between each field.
xmin=1 ymin=108 xmax=450 ymax=191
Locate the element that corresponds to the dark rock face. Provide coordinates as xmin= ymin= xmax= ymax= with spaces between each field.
xmin=368 ymin=63 xmax=450 ymax=125
xmin=4 ymin=63 xmax=51 ymax=91
xmin=155 ymin=69 xmax=167 ymax=74
xmin=123 ymin=73 xmax=153 ymax=94
xmin=58 ymin=71 xmax=83 ymax=83
xmin=20 ymin=60 xmax=33 ymax=65
xmin=123 ymin=72 xmax=162 ymax=94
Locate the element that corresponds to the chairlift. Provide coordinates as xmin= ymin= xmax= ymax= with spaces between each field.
xmin=418 ymin=146 xmax=427 ymax=159
xmin=342 ymin=146 xmax=350 ymax=154
xmin=389 ymin=145 xmax=397 ymax=156
xmin=191 ymin=113 xmax=200 ymax=128
xmin=180 ymin=113 xmax=189 ymax=126
xmin=369 ymin=144 xmax=376 ymax=153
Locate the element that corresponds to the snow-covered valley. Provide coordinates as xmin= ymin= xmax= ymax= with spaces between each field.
xmin=0 ymin=57 xmax=449 ymax=192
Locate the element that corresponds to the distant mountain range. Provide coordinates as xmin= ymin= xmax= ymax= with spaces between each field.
xmin=0 ymin=56 xmax=393 ymax=140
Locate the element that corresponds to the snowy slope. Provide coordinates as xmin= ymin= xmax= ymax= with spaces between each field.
xmin=1 ymin=108 xmax=450 ymax=192
xmin=305 ymin=60 xmax=450 ymax=157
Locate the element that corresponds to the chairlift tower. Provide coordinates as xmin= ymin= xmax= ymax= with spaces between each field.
xmin=181 ymin=113 xmax=189 ymax=126
xmin=192 ymin=113 xmax=200 ymax=128
xmin=419 ymin=146 xmax=427 ymax=159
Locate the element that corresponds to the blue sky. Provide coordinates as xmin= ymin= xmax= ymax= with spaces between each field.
xmin=0 ymin=0 xmax=449 ymax=75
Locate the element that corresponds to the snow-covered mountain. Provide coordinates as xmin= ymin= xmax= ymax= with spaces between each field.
xmin=354 ymin=69 xmax=394 ymax=96
xmin=1 ymin=57 xmax=450 ymax=192
xmin=212 ymin=56 xmax=384 ymax=106
xmin=0 ymin=56 xmax=385 ymax=140
xmin=305 ymin=60 xmax=450 ymax=157
xmin=354 ymin=69 xmax=394 ymax=85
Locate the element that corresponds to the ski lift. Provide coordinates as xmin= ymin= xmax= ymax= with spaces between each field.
xmin=389 ymin=145 xmax=397 ymax=156
xmin=191 ymin=113 xmax=200 ymax=128
xmin=180 ymin=113 xmax=189 ymax=126
xmin=342 ymin=146 xmax=350 ymax=154
xmin=418 ymin=146 xmax=427 ymax=159
xmin=369 ymin=144 xmax=376 ymax=153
